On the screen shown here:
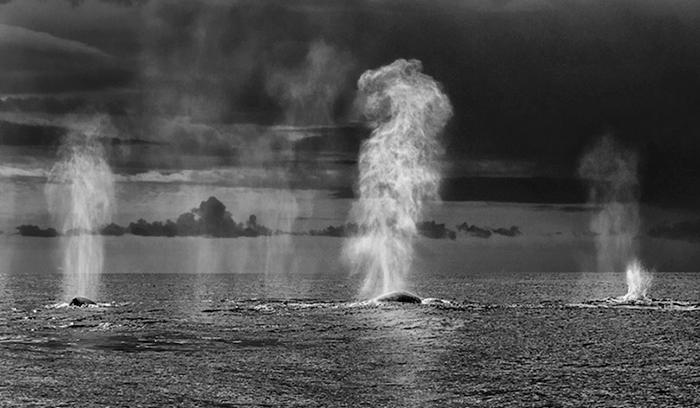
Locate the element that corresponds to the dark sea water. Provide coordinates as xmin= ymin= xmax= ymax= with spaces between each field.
xmin=1 ymin=235 xmax=698 ymax=407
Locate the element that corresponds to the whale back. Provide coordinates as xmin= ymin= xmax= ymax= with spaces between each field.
xmin=372 ymin=290 xmax=422 ymax=304
xmin=70 ymin=297 xmax=96 ymax=307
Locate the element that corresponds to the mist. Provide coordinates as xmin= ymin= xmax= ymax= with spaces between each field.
xmin=578 ymin=135 xmax=652 ymax=300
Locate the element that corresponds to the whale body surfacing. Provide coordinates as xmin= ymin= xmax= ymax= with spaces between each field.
xmin=69 ymin=297 xmax=96 ymax=307
xmin=371 ymin=291 xmax=422 ymax=304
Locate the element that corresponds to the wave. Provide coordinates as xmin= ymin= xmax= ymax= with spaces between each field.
xmin=568 ymin=298 xmax=700 ymax=311
xmin=44 ymin=301 xmax=121 ymax=309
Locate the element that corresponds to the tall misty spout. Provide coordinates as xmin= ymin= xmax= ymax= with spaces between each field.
xmin=46 ymin=130 xmax=115 ymax=301
xmin=578 ymin=135 xmax=651 ymax=300
xmin=343 ymin=59 xmax=452 ymax=299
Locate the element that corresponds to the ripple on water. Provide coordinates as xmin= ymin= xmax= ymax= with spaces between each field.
xmin=568 ymin=298 xmax=700 ymax=311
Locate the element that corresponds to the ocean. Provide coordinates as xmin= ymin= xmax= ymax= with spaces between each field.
xmin=0 ymin=231 xmax=698 ymax=407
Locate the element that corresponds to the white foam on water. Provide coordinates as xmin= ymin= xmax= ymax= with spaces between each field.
xmin=621 ymin=259 xmax=653 ymax=301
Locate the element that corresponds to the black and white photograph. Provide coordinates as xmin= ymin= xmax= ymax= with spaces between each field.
xmin=0 ymin=0 xmax=698 ymax=406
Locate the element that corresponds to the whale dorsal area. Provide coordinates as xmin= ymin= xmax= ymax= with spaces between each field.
xmin=372 ymin=291 xmax=422 ymax=304
xmin=69 ymin=297 xmax=96 ymax=307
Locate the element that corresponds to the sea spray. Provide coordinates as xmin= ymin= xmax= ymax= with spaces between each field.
xmin=622 ymin=259 xmax=652 ymax=301
xmin=266 ymin=40 xmax=354 ymax=125
xmin=46 ymin=127 xmax=115 ymax=301
xmin=261 ymin=190 xmax=299 ymax=276
xmin=578 ymin=135 xmax=651 ymax=300
xmin=343 ymin=59 xmax=452 ymax=298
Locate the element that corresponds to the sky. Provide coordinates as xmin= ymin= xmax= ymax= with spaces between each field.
xmin=0 ymin=0 xmax=699 ymax=204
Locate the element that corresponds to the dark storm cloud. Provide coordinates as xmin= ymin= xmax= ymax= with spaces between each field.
xmin=0 ymin=0 xmax=147 ymax=6
xmin=135 ymin=0 xmax=364 ymax=124
xmin=1 ymin=0 xmax=700 ymax=202
xmin=133 ymin=0 xmax=700 ymax=153
xmin=0 ymin=24 xmax=132 ymax=94
xmin=0 ymin=0 xmax=139 ymax=94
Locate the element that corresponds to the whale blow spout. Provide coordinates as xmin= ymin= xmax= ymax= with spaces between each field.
xmin=46 ymin=122 xmax=115 ymax=301
xmin=371 ymin=290 xmax=422 ymax=304
xmin=343 ymin=59 xmax=453 ymax=299
xmin=70 ymin=297 xmax=97 ymax=307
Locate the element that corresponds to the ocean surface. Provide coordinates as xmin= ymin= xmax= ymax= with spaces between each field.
xmin=0 ymin=234 xmax=698 ymax=407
